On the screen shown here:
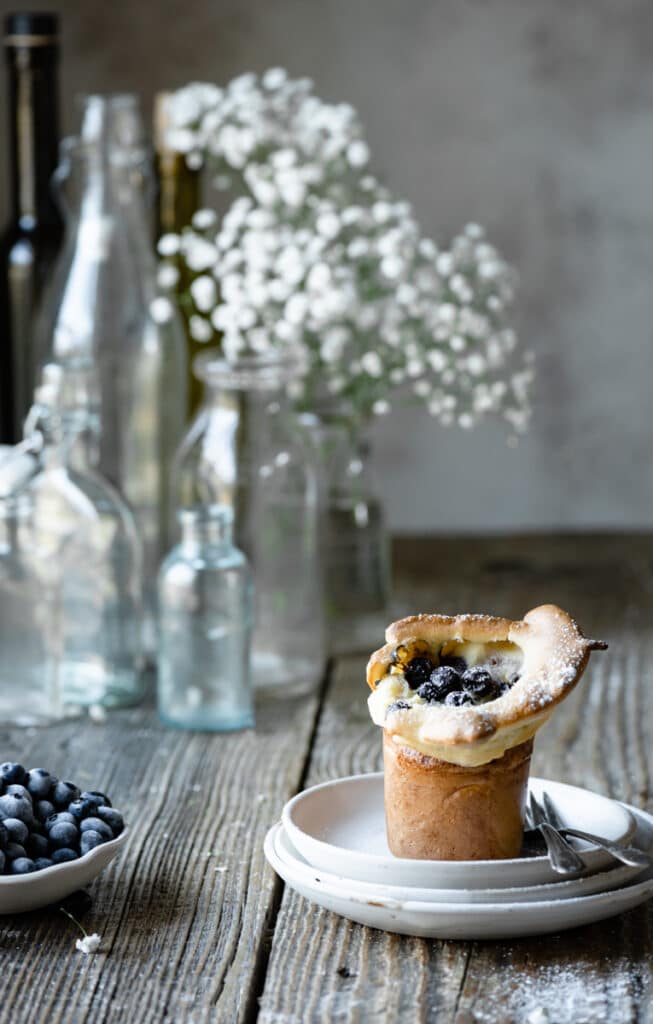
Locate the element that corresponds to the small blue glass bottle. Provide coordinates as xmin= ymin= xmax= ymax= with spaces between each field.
xmin=157 ymin=505 xmax=255 ymax=731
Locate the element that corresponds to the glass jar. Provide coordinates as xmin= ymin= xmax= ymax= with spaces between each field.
xmin=173 ymin=351 xmax=325 ymax=697
xmin=0 ymin=490 xmax=58 ymax=725
xmin=157 ymin=505 xmax=254 ymax=731
xmin=0 ymin=379 xmax=144 ymax=721
xmin=305 ymin=412 xmax=391 ymax=652
xmin=34 ymin=94 xmax=187 ymax=636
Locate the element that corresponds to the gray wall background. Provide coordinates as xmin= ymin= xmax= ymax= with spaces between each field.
xmin=2 ymin=0 xmax=652 ymax=533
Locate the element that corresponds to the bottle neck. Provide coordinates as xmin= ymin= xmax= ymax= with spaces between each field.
xmin=5 ymin=40 xmax=61 ymax=228
xmin=155 ymin=151 xmax=201 ymax=237
xmin=153 ymin=91 xmax=200 ymax=236
xmin=203 ymin=382 xmax=290 ymax=438
xmin=180 ymin=510 xmax=234 ymax=553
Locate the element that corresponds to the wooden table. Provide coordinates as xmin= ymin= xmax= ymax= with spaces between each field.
xmin=1 ymin=535 xmax=652 ymax=1024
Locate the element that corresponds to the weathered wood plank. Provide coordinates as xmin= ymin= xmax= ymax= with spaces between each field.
xmin=0 ymin=690 xmax=320 ymax=1024
xmin=259 ymin=536 xmax=653 ymax=1024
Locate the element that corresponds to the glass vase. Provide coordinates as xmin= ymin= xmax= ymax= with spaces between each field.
xmin=157 ymin=505 xmax=254 ymax=731
xmin=34 ymin=94 xmax=187 ymax=640
xmin=305 ymin=413 xmax=391 ymax=652
xmin=173 ymin=351 xmax=325 ymax=697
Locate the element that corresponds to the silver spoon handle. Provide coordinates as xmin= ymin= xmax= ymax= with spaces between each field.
xmin=560 ymin=827 xmax=653 ymax=868
xmin=537 ymin=822 xmax=586 ymax=875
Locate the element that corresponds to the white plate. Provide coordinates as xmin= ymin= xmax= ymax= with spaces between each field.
xmin=282 ymin=775 xmax=636 ymax=888
xmin=0 ymin=830 xmax=129 ymax=915
xmin=265 ymin=806 xmax=653 ymax=939
xmin=273 ymin=822 xmax=647 ymax=905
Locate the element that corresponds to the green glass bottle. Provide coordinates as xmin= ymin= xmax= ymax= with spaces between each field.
xmin=0 ymin=12 xmax=63 ymax=442
xmin=154 ymin=91 xmax=205 ymax=414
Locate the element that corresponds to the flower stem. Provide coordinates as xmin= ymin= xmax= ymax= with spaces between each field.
xmin=59 ymin=906 xmax=88 ymax=938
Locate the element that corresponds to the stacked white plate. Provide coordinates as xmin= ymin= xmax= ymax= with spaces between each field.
xmin=264 ymin=776 xmax=653 ymax=939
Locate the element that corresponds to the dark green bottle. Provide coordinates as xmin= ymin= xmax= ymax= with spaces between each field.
xmin=0 ymin=12 xmax=63 ymax=442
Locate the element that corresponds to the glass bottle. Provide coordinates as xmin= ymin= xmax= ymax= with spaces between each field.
xmin=153 ymin=91 xmax=200 ymax=240
xmin=153 ymin=91 xmax=202 ymax=413
xmin=173 ymin=351 xmax=325 ymax=697
xmin=157 ymin=505 xmax=254 ymax=731
xmin=0 ymin=12 xmax=63 ymax=442
xmin=0 ymin=370 xmax=144 ymax=721
xmin=34 ymin=94 xmax=188 ymax=627
xmin=306 ymin=413 xmax=391 ymax=652
xmin=0 ymin=447 xmax=56 ymax=725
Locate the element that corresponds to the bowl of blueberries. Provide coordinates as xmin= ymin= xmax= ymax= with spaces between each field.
xmin=0 ymin=762 xmax=127 ymax=914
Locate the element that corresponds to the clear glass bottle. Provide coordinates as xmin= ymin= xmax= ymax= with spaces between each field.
xmin=157 ymin=505 xmax=254 ymax=731
xmin=0 ymin=471 xmax=57 ymax=725
xmin=0 ymin=372 xmax=144 ymax=721
xmin=306 ymin=413 xmax=391 ymax=652
xmin=173 ymin=351 xmax=325 ymax=697
xmin=34 ymin=94 xmax=187 ymax=631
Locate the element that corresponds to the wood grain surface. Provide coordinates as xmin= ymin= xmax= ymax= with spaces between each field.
xmin=259 ymin=535 xmax=653 ymax=1024
xmin=1 ymin=535 xmax=652 ymax=1024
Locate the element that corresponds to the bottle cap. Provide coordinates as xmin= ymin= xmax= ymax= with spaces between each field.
xmin=4 ymin=12 xmax=59 ymax=44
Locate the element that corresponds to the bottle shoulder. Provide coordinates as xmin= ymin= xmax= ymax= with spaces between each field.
xmin=159 ymin=545 xmax=250 ymax=578
xmin=26 ymin=462 xmax=139 ymax=538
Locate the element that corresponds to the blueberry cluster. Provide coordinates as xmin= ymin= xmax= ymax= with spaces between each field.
xmin=404 ymin=657 xmax=510 ymax=707
xmin=0 ymin=763 xmax=124 ymax=875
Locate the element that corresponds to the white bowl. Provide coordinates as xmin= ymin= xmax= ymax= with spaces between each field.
xmin=282 ymin=776 xmax=635 ymax=889
xmin=273 ymin=821 xmax=647 ymax=905
xmin=0 ymin=829 xmax=129 ymax=915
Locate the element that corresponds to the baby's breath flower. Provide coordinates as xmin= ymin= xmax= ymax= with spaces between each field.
xmin=157 ymin=233 xmax=181 ymax=257
xmin=157 ymin=264 xmax=180 ymax=290
xmin=164 ymin=69 xmax=532 ymax=429
xmin=189 ymin=315 xmax=214 ymax=342
xmin=76 ymin=934 xmax=101 ymax=955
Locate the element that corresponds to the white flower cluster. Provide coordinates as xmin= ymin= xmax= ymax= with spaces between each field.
xmin=162 ymin=70 xmax=533 ymax=430
xmin=166 ymin=69 xmax=368 ymax=204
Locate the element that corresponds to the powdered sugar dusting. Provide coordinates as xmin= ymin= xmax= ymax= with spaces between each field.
xmin=372 ymin=605 xmax=607 ymax=766
xmin=463 ymin=955 xmax=646 ymax=1024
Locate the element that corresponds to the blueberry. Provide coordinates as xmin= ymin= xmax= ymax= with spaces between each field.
xmin=82 ymin=790 xmax=111 ymax=809
xmin=26 ymin=832 xmax=49 ymax=859
xmin=80 ymin=817 xmax=113 ymax=842
xmin=51 ymin=848 xmax=78 ymax=864
xmin=404 ymin=656 xmax=435 ymax=690
xmin=0 ymin=793 xmax=33 ymax=824
xmin=11 ymin=857 xmax=35 ymax=874
xmin=45 ymin=812 xmax=76 ymax=830
xmin=36 ymin=800 xmax=55 ymax=822
xmin=460 ymin=667 xmax=499 ymax=702
xmin=440 ymin=655 xmax=468 ymax=673
xmin=27 ymin=769 xmax=53 ymax=800
xmin=5 ymin=842 xmax=27 ymax=861
xmin=7 ymin=784 xmax=32 ymax=804
xmin=80 ymin=830 xmax=106 ymax=855
xmin=48 ymin=821 xmax=79 ymax=850
xmin=0 ymin=763 xmax=27 ymax=786
xmin=0 ymin=850 xmax=5 ymax=872
xmin=68 ymin=797 xmax=99 ymax=821
xmin=386 ymin=700 xmax=411 ymax=716
xmin=0 ymin=822 xmax=7 ymax=849
xmin=418 ymin=665 xmax=462 ymax=703
xmin=97 ymin=807 xmax=123 ymax=835
xmin=3 ymin=818 xmax=28 ymax=845
xmin=33 ymin=857 xmax=54 ymax=871
xmin=52 ymin=781 xmax=80 ymax=809
xmin=444 ymin=690 xmax=474 ymax=707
